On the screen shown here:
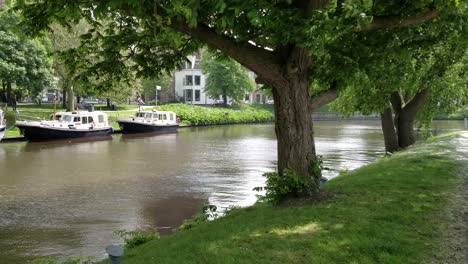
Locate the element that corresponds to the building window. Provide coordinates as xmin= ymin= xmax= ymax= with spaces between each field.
xmin=182 ymin=60 xmax=191 ymax=69
xmin=195 ymin=75 xmax=201 ymax=85
xmin=194 ymin=57 xmax=201 ymax=69
xmin=185 ymin=89 xmax=193 ymax=101
xmin=195 ymin=90 xmax=200 ymax=101
xmin=183 ymin=75 xmax=193 ymax=86
xmin=245 ymin=94 xmax=250 ymax=101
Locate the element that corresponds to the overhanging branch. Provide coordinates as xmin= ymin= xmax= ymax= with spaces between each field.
xmin=360 ymin=9 xmax=438 ymax=31
xmin=169 ymin=21 xmax=285 ymax=86
xmin=310 ymin=88 xmax=338 ymax=110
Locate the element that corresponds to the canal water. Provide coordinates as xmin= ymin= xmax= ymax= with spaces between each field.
xmin=0 ymin=120 xmax=464 ymax=262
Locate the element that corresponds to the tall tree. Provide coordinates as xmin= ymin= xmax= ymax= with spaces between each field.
xmin=142 ymin=72 xmax=174 ymax=105
xmin=16 ymin=0 xmax=462 ymax=199
xmin=329 ymin=21 xmax=467 ymax=153
xmin=0 ymin=7 xmax=52 ymax=104
xmin=201 ymin=51 xmax=255 ymax=106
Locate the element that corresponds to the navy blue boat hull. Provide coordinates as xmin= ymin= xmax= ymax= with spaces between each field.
xmin=16 ymin=125 xmax=113 ymax=142
xmin=117 ymin=121 xmax=179 ymax=134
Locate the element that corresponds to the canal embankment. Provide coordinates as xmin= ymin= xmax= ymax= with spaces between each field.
xmin=116 ymin=132 xmax=467 ymax=264
xmin=1 ymin=103 xmax=275 ymax=139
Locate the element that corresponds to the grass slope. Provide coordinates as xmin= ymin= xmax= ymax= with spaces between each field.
xmin=119 ymin=134 xmax=466 ymax=264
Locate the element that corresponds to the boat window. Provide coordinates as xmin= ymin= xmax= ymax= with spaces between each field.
xmin=163 ymin=114 xmax=167 ymax=120
xmin=73 ymin=117 xmax=81 ymax=122
xmin=82 ymin=117 xmax=88 ymax=124
xmin=88 ymin=116 xmax=94 ymax=123
xmin=98 ymin=115 xmax=104 ymax=123
xmin=152 ymin=113 xmax=158 ymax=119
xmin=170 ymin=114 xmax=174 ymax=121
xmin=62 ymin=115 xmax=73 ymax=122
xmin=145 ymin=113 xmax=152 ymax=118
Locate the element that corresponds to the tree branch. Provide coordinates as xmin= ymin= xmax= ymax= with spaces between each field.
xmin=390 ymin=92 xmax=403 ymax=114
xmin=360 ymin=9 xmax=438 ymax=31
xmin=310 ymin=88 xmax=338 ymax=110
xmin=401 ymin=88 xmax=430 ymax=118
xmin=169 ymin=21 xmax=285 ymax=87
xmin=293 ymin=0 xmax=330 ymax=16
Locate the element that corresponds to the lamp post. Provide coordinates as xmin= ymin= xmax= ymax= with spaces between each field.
xmin=155 ymin=85 xmax=161 ymax=107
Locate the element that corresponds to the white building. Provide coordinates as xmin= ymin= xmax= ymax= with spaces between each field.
xmin=174 ymin=54 xmax=272 ymax=105
xmin=174 ymin=54 xmax=216 ymax=105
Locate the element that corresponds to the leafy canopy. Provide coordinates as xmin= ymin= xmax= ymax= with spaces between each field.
xmin=0 ymin=7 xmax=52 ymax=97
xmin=14 ymin=0 xmax=463 ymax=94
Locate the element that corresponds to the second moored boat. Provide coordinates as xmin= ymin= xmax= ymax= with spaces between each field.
xmin=117 ymin=110 xmax=179 ymax=134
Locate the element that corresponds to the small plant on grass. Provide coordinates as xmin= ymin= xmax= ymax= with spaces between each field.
xmin=254 ymin=169 xmax=312 ymax=204
xmin=177 ymin=204 xmax=219 ymax=231
xmin=114 ymin=229 xmax=159 ymax=249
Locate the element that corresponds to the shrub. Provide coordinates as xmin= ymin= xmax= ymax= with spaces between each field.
xmin=254 ymin=169 xmax=312 ymax=204
xmin=114 ymin=229 xmax=160 ymax=249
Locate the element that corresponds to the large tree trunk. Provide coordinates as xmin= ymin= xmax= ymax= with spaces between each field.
xmin=62 ymin=87 xmax=67 ymax=109
xmin=67 ymin=85 xmax=74 ymax=111
xmin=387 ymin=89 xmax=430 ymax=150
xmin=6 ymin=81 xmax=12 ymax=105
xmin=397 ymin=89 xmax=430 ymax=148
xmin=222 ymin=92 xmax=227 ymax=107
xmin=271 ymin=48 xmax=320 ymax=196
xmin=106 ymin=98 xmax=111 ymax=108
xmin=380 ymin=107 xmax=399 ymax=153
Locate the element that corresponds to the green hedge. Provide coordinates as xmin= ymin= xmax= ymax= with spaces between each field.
xmin=157 ymin=103 xmax=274 ymax=126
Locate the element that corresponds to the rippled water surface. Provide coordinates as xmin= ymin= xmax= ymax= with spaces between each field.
xmin=0 ymin=120 xmax=464 ymax=262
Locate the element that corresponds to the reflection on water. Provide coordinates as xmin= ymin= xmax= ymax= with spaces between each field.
xmin=0 ymin=120 xmax=464 ymax=262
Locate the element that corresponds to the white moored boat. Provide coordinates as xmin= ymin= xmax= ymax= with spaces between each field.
xmin=117 ymin=110 xmax=179 ymax=134
xmin=0 ymin=109 xmax=6 ymax=141
xmin=15 ymin=111 xmax=113 ymax=141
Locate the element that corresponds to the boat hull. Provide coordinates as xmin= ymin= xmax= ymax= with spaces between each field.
xmin=0 ymin=126 xmax=5 ymax=141
xmin=16 ymin=124 xmax=113 ymax=142
xmin=117 ymin=120 xmax=179 ymax=134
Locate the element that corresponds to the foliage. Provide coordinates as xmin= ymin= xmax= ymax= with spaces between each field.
xmin=114 ymin=229 xmax=160 ymax=249
xmin=118 ymin=133 xmax=466 ymax=263
xmin=325 ymin=2 xmax=467 ymax=127
xmin=0 ymin=7 xmax=52 ymax=98
xmin=142 ymin=72 xmax=174 ymax=104
xmin=201 ymin=50 xmax=255 ymax=105
xmin=158 ymin=103 xmax=274 ymax=125
xmin=254 ymin=169 xmax=312 ymax=204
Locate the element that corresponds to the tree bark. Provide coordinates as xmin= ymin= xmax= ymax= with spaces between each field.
xmin=6 ymin=81 xmax=12 ymax=105
xmin=67 ymin=84 xmax=74 ymax=111
xmin=62 ymin=87 xmax=67 ymax=109
xmin=272 ymin=47 xmax=320 ymax=196
xmin=222 ymin=91 xmax=227 ymax=107
xmin=107 ymin=98 xmax=111 ymax=108
xmin=380 ymin=107 xmax=399 ymax=153
xmin=396 ymin=88 xmax=430 ymax=148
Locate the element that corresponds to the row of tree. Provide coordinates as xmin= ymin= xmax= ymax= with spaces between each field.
xmin=10 ymin=0 xmax=468 ymax=200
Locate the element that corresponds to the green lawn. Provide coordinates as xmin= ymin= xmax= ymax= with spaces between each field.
xmin=113 ymin=132 xmax=466 ymax=264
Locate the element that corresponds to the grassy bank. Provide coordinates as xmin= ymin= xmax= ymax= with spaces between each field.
xmin=158 ymin=103 xmax=274 ymax=125
xmin=114 ymin=133 xmax=467 ymax=264
xmin=2 ymin=103 xmax=274 ymax=137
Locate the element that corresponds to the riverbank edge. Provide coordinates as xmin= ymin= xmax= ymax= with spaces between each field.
xmin=1 ymin=104 xmax=275 ymax=138
xmin=106 ymin=132 xmax=467 ymax=264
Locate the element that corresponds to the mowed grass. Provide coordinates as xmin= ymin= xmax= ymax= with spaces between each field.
xmin=116 ymin=135 xmax=465 ymax=264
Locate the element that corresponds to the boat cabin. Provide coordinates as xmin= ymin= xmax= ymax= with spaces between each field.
xmin=134 ymin=111 xmax=177 ymax=123
xmin=44 ymin=111 xmax=110 ymax=129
